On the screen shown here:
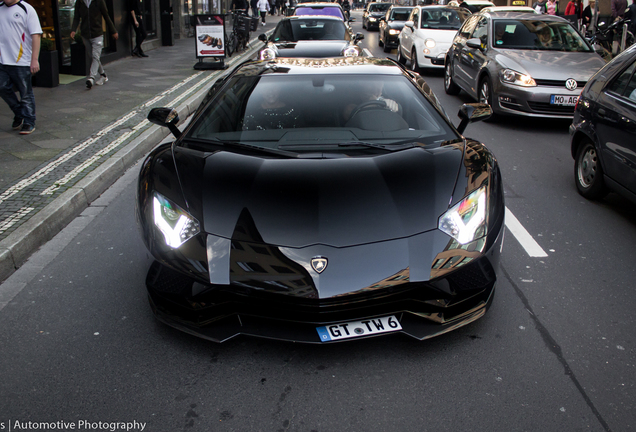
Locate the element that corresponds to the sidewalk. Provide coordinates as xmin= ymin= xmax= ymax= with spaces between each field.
xmin=0 ymin=15 xmax=282 ymax=283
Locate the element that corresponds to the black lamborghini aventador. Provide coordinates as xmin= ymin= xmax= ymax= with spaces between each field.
xmin=137 ymin=57 xmax=505 ymax=344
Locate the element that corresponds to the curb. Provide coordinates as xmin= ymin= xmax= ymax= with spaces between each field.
xmin=0 ymin=44 xmax=262 ymax=284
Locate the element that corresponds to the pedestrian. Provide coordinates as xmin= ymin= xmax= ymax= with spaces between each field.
xmin=130 ymin=0 xmax=148 ymax=57
xmin=457 ymin=0 xmax=476 ymax=13
xmin=629 ymin=0 xmax=636 ymax=36
xmin=0 ymin=0 xmax=42 ymax=135
xmin=532 ymin=0 xmax=548 ymax=14
xmin=546 ymin=0 xmax=557 ymax=15
xmin=257 ymin=0 xmax=269 ymax=25
xmin=251 ymin=0 xmax=258 ymax=17
xmin=565 ymin=0 xmax=583 ymax=28
xmin=582 ymin=0 xmax=597 ymax=33
xmin=70 ymin=0 xmax=119 ymax=89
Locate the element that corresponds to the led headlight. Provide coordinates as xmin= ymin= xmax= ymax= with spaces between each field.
xmin=153 ymin=192 xmax=200 ymax=248
xmin=369 ymin=17 xmax=377 ymax=22
xmin=500 ymin=68 xmax=536 ymax=87
xmin=389 ymin=29 xmax=400 ymax=35
xmin=259 ymin=47 xmax=277 ymax=61
xmin=425 ymin=38 xmax=436 ymax=48
xmin=438 ymin=187 xmax=487 ymax=245
xmin=343 ymin=45 xmax=360 ymax=57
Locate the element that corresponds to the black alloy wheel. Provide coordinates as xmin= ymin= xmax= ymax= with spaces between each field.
xmin=575 ymin=139 xmax=607 ymax=199
xmin=444 ymin=60 xmax=460 ymax=95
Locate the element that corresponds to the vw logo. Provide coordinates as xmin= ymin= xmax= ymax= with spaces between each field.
xmin=311 ymin=256 xmax=328 ymax=274
xmin=565 ymin=79 xmax=578 ymax=91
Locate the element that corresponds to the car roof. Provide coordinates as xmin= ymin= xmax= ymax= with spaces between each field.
xmin=482 ymin=11 xmax=568 ymax=20
xmin=282 ymin=14 xmax=344 ymax=20
xmin=296 ymin=2 xmax=343 ymax=7
xmin=464 ymin=0 xmax=495 ymax=4
xmin=236 ymin=58 xmax=407 ymax=77
xmin=479 ymin=6 xmax=537 ymax=13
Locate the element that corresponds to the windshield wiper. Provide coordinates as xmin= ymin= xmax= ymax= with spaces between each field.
xmin=183 ymin=137 xmax=299 ymax=158
xmin=338 ymin=136 xmax=432 ymax=151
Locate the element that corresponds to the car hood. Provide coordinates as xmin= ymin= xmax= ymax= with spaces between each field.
xmin=270 ymin=40 xmax=349 ymax=57
xmin=494 ymin=50 xmax=606 ymax=80
xmin=177 ymin=146 xmax=464 ymax=248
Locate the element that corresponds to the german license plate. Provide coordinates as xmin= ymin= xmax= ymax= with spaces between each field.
xmin=550 ymin=94 xmax=578 ymax=106
xmin=316 ymin=315 xmax=402 ymax=342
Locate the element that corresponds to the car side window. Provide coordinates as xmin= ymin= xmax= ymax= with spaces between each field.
xmin=607 ymin=60 xmax=636 ymax=101
xmin=470 ymin=17 xmax=488 ymax=46
xmin=459 ymin=15 xmax=479 ymax=39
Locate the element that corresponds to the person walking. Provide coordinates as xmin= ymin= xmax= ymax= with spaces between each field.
xmin=70 ymin=0 xmax=119 ymax=89
xmin=0 ymin=0 xmax=42 ymax=135
xmin=257 ymin=0 xmax=270 ymax=25
xmin=532 ymin=0 xmax=548 ymax=14
xmin=546 ymin=0 xmax=558 ymax=15
xmin=130 ymin=0 xmax=148 ymax=57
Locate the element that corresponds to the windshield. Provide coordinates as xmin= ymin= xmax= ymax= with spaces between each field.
xmin=272 ymin=18 xmax=349 ymax=41
xmin=186 ymin=73 xmax=457 ymax=153
xmin=420 ymin=7 xmax=470 ymax=30
xmin=294 ymin=6 xmax=345 ymax=20
xmin=389 ymin=8 xmax=412 ymax=21
xmin=492 ymin=19 xmax=593 ymax=51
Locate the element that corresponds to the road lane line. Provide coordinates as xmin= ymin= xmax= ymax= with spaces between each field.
xmin=505 ymin=207 xmax=548 ymax=257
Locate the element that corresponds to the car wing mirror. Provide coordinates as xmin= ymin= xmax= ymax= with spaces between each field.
xmin=355 ymin=32 xmax=365 ymax=41
xmin=404 ymin=20 xmax=414 ymax=29
xmin=466 ymin=37 xmax=483 ymax=50
xmin=456 ymin=103 xmax=491 ymax=134
xmin=148 ymin=107 xmax=182 ymax=139
xmin=258 ymin=33 xmax=268 ymax=43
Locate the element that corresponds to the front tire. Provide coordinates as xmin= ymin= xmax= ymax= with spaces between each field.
xmin=479 ymin=77 xmax=497 ymax=121
xmin=397 ymin=46 xmax=406 ymax=65
xmin=444 ymin=60 xmax=460 ymax=95
xmin=575 ymin=139 xmax=607 ymax=199
xmin=410 ymin=48 xmax=420 ymax=73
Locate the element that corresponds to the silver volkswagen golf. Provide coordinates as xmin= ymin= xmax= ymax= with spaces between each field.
xmin=444 ymin=12 xmax=606 ymax=118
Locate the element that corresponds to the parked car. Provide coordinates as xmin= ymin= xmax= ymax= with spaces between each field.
xmin=570 ymin=44 xmax=636 ymax=203
xmin=379 ymin=6 xmax=414 ymax=53
xmin=258 ymin=15 xmax=364 ymax=59
xmin=139 ymin=57 xmax=504 ymax=344
xmin=362 ymin=2 xmax=393 ymax=30
xmin=445 ymin=12 xmax=607 ymax=118
xmin=397 ymin=6 xmax=471 ymax=71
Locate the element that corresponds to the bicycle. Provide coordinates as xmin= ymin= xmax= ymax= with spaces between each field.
xmin=225 ymin=10 xmax=251 ymax=57
xmin=585 ymin=16 xmax=634 ymax=61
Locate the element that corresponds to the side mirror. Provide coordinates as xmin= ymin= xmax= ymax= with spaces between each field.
xmin=466 ymin=37 xmax=483 ymax=49
xmin=148 ymin=107 xmax=181 ymax=138
xmin=456 ymin=103 xmax=491 ymax=134
xmin=404 ymin=20 xmax=414 ymax=29
xmin=355 ymin=32 xmax=365 ymax=42
xmin=258 ymin=33 xmax=268 ymax=43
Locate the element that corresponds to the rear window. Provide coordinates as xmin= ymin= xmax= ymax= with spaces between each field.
xmin=272 ymin=19 xmax=348 ymax=41
xmin=294 ymin=6 xmax=345 ymax=19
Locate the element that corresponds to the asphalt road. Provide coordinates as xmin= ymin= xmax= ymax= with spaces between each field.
xmin=1 ymin=10 xmax=635 ymax=432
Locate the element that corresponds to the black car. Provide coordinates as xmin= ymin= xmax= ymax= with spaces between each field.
xmin=257 ymin=15 xmax=364 ymax=59
xmin=571 ymin=44 xmax=636 ymax=203
xmin=379 ymin=6 xmax=414 ymax=53
xmin=363 ymin=2 xmax=392 ymax=30
xmin=139 ymin=57 xmax=504 ymax=344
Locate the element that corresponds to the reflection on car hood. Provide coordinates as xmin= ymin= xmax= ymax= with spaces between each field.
xmin=271 ymin=40 xmax=350 ymax=57
xmin=494 ymin=50 xmax=606 ymax=80
xmin=179 ymin=146 xmax=463 ymax=248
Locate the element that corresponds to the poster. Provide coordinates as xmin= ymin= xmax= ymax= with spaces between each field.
xmin=193 ymin=14 xmax=225 ymax=58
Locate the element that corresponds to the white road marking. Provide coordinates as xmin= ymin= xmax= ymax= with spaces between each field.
xmin=505 ymin=207 xmax=548 ymax=257
xmin=0 ymin=207 xmax=35 ymax=234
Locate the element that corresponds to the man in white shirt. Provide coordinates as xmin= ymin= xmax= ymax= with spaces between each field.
xmin=0 ymin=0 xmax=42 ymax=134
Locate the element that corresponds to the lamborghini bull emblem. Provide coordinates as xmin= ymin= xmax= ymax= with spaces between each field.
xmin=311 ymin=256 xmax=328 ymax=273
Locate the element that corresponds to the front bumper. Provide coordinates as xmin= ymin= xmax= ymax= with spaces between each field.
xmin=492 ymin=79 xmax=581 ymax=118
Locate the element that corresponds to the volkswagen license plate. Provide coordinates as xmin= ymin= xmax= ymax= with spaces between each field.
xmin=316 ymin=315 xmax=402 ymax=342
xmin=550 ymin=94 xmax=578 ymax=106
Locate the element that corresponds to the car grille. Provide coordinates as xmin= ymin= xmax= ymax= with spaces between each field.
xmin=535 ymin=79 xmax=587 ymax=89
xmin=527 ymin=101 xmax=575 ymax=114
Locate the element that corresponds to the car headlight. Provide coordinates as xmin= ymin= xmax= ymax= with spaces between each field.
xmin=389 ymin=29 xmax=400 ymax=35
xmin=343 ymin=45 xmax=360 ymax=57
xmin=500 ymin=68 xmax=536 ymax=87
xmin=369 ymin=17 xmax=377 ymax=21
xmin=153 ymin=192 xmax=200 ymax=248
xmin=438 ymin=187 xmax=487 ymax=245
xmin=259 ymin=47 xmax=277 ymax=61
xmin=425 ymin=38 xmax=436 ymax=48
